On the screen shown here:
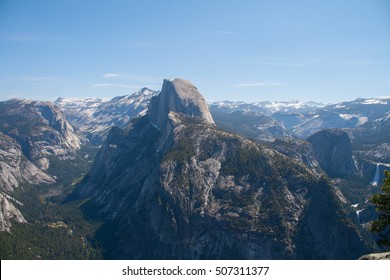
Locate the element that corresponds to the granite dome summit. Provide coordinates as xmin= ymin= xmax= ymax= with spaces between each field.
xmin=147 ymin=78 xmax=215 ymax=128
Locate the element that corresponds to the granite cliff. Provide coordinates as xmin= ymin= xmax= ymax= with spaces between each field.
xmin=307 ymin=129 xmax=357 ymax=177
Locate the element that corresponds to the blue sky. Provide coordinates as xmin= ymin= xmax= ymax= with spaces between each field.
xmin=0 ymin=0 xmax=389 ymax=103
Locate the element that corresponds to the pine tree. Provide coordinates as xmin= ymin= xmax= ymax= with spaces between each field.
xmin=370 ymin=170 xmax=390 ymax=246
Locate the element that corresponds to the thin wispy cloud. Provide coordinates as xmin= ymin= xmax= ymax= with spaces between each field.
xmin=232 ymin=82 xmax=284 ymax=88
xmin=304 ymin=58 xmax=325 ymax=64
xmin=103 ymin=73 xmax=121 ymax=78
xmin=261 ymin=62 xmax=306 ymax=67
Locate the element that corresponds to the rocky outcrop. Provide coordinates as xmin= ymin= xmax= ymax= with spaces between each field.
xmin=359 ymin=251 xmax=390 ymax=260
xmin=0 ymin=99 xmax=81 ymax=169
xmin=271 ymin=138 xmax=324 ymax=177
xmin=0 ymin=192 xmax=26 ymax=232
xmin=0 ymin=133 xmax=34 ymax=231
xmin=307 ymin=129 xmax=357 ymax=177
xmin=72 ymin=78 xmax=369 ymax=260
xmin=0 ymin=132 xmax=54 ymax=192
xmin=0 ymin=99 xmax=81 ymax=170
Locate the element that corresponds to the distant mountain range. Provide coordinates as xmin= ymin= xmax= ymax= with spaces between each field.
xmin=56 ymin=93 xmax=390 ymax=142
xmin=209 ymin=97 xmax=390 ymax=139
xmin=209 ymin=99 xmax=325 ymax=115
xmin=55 ymin=88 xmax=157 ymax=145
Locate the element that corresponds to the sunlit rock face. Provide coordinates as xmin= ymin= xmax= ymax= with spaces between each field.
xmin=147 ymin=78 xmax=215 ymax=128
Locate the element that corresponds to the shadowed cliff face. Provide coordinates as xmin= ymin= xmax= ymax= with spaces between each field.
xmin=307 ymin=129 xmax=357 ymax=177
xmin=72 ymin=78 xmax=369 ymax=260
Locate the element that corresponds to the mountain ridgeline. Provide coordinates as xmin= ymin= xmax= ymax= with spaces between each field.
xmin=72 ymin=78 xmax=369 ymax=259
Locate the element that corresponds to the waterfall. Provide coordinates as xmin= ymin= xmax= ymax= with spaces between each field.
xmin=371 ymin=163 xmax=381 ymax=187
xmin=356 ymin=209 xmax=363 ymax=223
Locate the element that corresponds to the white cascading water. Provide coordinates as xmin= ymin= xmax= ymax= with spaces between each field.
xmin=351 ymin=204 xmax=362 ymax=223
xmin=355 ymin=163 xmax=386 ymax=222
xmin=356 ymin=209 xmax=363 ymax=223
xmin=371 ymin=163 xmax=381 ymax=187
xmin=354 ymin=162 xmax=390 ymax=223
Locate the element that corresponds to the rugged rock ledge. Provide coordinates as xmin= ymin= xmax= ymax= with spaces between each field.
xmin=359 ymin=251 xmax=390 ymax=260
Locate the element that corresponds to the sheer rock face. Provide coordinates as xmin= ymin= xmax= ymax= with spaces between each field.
xmin=307 ymin=129 xmax=357 ymax=177
xmin=147 ymin=78 xmax=215 ymax=129
xmin=0 ymin=133 xmax=35 ymax=231
xmin=73 ymin=79 xmax=369 ymax=260
xmin=0 ymin=192 xmax=26 ymax=232
xmin=0 ymin=132 xmax=54 ymax=193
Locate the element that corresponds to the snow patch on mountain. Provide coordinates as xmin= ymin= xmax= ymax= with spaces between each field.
xmin=253 ymin=100 xmax=325 ymax=113
xmin=360 ymin=98 xmax=388 ymax=105
xmin=209 ymin=100 xmax=324 ymax=115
